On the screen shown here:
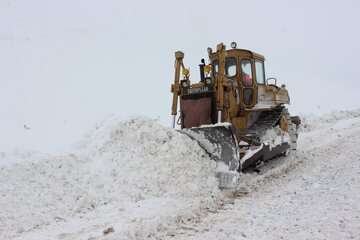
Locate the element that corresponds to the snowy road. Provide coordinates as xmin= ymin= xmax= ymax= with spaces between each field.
xmin=167 ymin=113 xmax=360 ymax=240
xmin=1 ymin=111 xmax=360 ymax=240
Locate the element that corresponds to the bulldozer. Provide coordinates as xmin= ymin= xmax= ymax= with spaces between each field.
xmin=170 ymin=42 xmax=300 ymax=188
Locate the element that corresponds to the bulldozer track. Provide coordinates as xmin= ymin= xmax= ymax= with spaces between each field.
xmin=247 ymin=106 xmax=285 ymax=137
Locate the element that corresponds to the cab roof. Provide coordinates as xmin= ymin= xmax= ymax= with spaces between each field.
xmin=210 ymin=48 xmax=265 ymax=61
xmin=231 ymin=49 xmax=265 ymax=61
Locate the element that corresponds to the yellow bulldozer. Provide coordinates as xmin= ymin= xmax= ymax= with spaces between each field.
xmin=170 ymin=42 xmax=300 ymax=188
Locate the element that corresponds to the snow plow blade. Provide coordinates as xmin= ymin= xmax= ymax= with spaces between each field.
xmin=181 ymin=124 xmax=240 ymax=189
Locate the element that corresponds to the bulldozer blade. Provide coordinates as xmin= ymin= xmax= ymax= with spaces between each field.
xmin=181 ymin=124 xmax=241 ymax=189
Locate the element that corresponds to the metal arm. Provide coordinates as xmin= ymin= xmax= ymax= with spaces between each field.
xmin=216 ymin=43 xmax=226 ymax=123
xmin=170 ymin=51 xmax=184 ymax=128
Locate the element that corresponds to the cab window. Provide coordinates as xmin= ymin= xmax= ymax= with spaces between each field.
xmin=225 ymin=57 xmax=237 ymax=77
xmin=243 ymin=88 xmax=253 ymax=105
xmin=255 ymin=61 xmax=265 ymax=84
xmin=212 ymin=60 xmax=219 ymax=73
xmin=241 ymin=59 xmax=253 ymax=86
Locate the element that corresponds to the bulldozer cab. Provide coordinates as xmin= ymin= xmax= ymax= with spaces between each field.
xmin=209 ymin=46 xmax=265 ymax=109
xmin=171 ymin=43 xmax=271 ymax=129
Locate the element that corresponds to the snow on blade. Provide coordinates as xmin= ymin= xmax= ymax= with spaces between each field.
xmin=261 ymin=127 xmax=290 ymax=150
xmin=181 ymin=128 xmax=221 ymax=159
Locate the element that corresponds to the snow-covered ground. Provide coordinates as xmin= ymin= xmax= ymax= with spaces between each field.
xmin=1 ymin=110 xmax=360 ymax=239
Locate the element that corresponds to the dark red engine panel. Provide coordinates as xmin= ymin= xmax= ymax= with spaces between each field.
xmin=180 ymin=97 xmax=212 ymax=128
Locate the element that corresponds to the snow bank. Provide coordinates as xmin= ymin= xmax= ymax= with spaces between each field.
xmin=0 ymin=117 xmax=221 ymax=240
xmin=300 ymin=109 xmax=360 ymax=132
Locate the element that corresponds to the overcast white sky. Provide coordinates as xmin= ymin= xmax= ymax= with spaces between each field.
xmin=1 ymin=0 xmax=359 ymax=152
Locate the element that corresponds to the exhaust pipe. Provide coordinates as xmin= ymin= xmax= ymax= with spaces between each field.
xmin=217 ymin=111 xmax=222 ymax=123
xmin=171 ymin=115 xmax=176 ymax=128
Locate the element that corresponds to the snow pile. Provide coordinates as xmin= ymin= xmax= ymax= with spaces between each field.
xmin=76 ymin=117 xmax=220 ymax=203
xmin=0 ymin=117 xmax=221 ymax=240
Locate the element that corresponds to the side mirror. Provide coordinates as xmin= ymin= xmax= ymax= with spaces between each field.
xmin=266 ymin=77 xmax=277 ymax=86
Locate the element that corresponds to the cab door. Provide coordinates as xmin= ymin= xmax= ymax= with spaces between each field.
xmin=240 ymin=59 xmax=257 ymax=108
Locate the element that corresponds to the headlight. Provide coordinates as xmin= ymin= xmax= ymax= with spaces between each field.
xmin=182 ymin=81 xmax=188 ymax=88
xmin=206 ymin=78 xmax=212 ymax=85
